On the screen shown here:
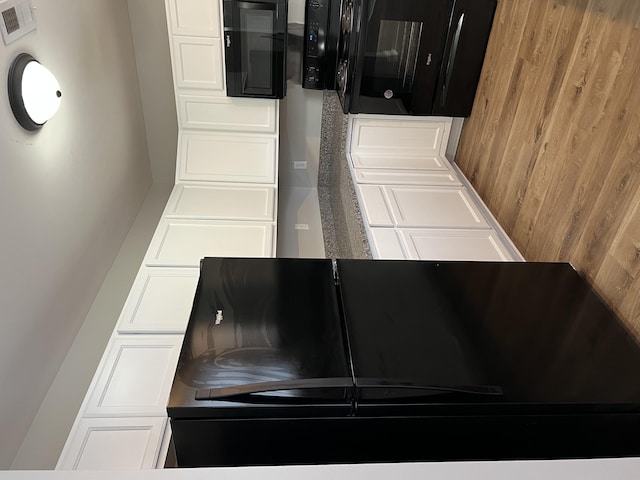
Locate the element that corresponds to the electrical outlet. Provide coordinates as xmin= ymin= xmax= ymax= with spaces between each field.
xmin=294 ymin=224 xmax=310 ymax=230
xmin=293 ymin=161 xmax=307 ymax=170
xmin=0 ymin=0 xmax=36 ymax=45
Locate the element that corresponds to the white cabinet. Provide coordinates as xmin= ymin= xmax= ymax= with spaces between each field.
xmin=172 ymin=36 xmax=224 ymax=92
xmin=83 ymin=336 xmax=183 ymax=417
xmin=178 ymin=95 xmax=278 ymax=133
xmin=166 ymin=0 xmax=221 ymax=37
xmin=116 ymin=267 xmax=199 ymax=334
xmin=57 ymin=417 xmax=167 ymax=470
xmin=349 ymin=117 xmax=451 ymax=156
xmin=399 ymin=229 xmax=514 ymax=261
xmin=349 ymin=153 xmax=451 ymax=171
xmin=145 ymin=219 xmax=276 ymax=267
xmin=358 ymin=185 xmax=490 ymax=229
xmin=353 ymin=168 xmax=460 ymax=186
xmin=165 ymin=183 xmax=276 ymax=220
xmin=177 ymin=132 xmax=277 ymax=184
xmin=369 ymin=228 xmax=407 ymax=259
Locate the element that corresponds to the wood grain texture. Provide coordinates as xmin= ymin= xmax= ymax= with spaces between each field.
xmin=455 ymin=0 xmax=640 ymax=336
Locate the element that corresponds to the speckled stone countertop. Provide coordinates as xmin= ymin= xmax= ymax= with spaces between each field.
xmin=317 ymin=91 xmax=372 ymax=259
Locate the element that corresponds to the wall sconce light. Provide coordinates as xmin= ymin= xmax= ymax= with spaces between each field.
xmin=8 ymin=53 xmax=62 ymax=131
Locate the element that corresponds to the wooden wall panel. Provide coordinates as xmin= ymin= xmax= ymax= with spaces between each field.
xmin=456 ymin=0 xmax=640 ymax=336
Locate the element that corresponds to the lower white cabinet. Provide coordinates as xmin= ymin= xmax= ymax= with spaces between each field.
xmin=145 ymin=219 xmax=276 ymax=267
xmin=83 ymin=335 xmax=183 ymax=417
xmin=349 ymin=117 xmax=451 ymax=157
xmin=57 ymin=417 xmax=167 ymax=470
xmin=358 ymin=184 xmax=490 ymax=229
xmin=116 ymin=267 xmax=199 ymax=334
xmin=353 ymin=168 xmax=461 ymax=186
xmin=399 ymin=228 xmax=515 ymax=261
xmin=164 ymin=183 xmax=276 ymax=221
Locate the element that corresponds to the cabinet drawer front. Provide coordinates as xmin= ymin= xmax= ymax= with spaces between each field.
xmin=350 ymin=118 xmax=449 ymax=156
xmin=399 ymin=229 xmax=515 ymax=261
xmin=117 ymin=267 xmax=199 ymax=334
xmin=384 ymin=186 xmax=490 ymax=229
xmin=145 ymin=219 xmax=276 ymax=267
xmin=178 ymin=95 xmax=277 ymax=133
xmin=172 ymin=36 xmax=223 ymax=91
xmin=166 ymin=184 xmax=276 ymax=221
xmin=353 ymin=168 xmax=460 ymax=186
xmin=167 ymin=0 xmax=220 ymax=37
xmin=350 ymin=153 xmax=451 ymax=171
xmin=84 ymin=336 xmax=183 ymax=417
xmin=369 ymin=228 xmax=407 ymax=259
xmin=178 ymin=133 xmax=276 ymax=184
xmin=57 ymin=417 xmax=167 ymax=470
xmin=358 ymin=185 xmax=395 ymax=227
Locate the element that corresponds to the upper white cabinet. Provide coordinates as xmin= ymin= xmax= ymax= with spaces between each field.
xmin=177 ymin=132 xmax=277 ymax=184
xmin=57 ymin=417 xmax=167 ymax=470
xmin=172 ymin=36 xmax=224 ymax=92
xmin=83 ymin=335 xmax=183 ymax=417
xmin=145 ymin=219 xmax=276 ymax=267
xmin=116 ymin=267 xmax=199 ymax=334
xmin=178 ymin=95 xmax=278 ymax=133
xmin=166 ymin=0 xmax=221 ymax=37
xmin=165 ymin=184 xmax=276 ymax=221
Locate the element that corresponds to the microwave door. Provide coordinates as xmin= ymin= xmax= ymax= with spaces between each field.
xmin=432 ymin=0 xmax=497 ymax=117
xmin=225 ymin=0 xmax=287 ymax=99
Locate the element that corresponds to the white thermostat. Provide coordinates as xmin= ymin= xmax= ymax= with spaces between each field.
xmin=0 ymin=0 xmax=36 ymax=45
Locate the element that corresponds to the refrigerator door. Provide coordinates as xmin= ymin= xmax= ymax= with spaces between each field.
xmin=168 ymin=258 xmax=353 ymax=419
xmin=432 ymin=0 xmax=497 ymax=117
xmin=336 ymin=259 xmax=496 ymax=412
xmin=337 ymin=260 xmax=640 ymax=416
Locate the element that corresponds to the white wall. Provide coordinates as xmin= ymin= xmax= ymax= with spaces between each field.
xmin=127 ymin=0 xmax=178 ymax=184
xmin=0 ymin=0 xmax=153 ymax=468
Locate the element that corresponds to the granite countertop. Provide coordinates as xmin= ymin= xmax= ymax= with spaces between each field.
xmin=317 ymin=91 xmax=372 ymax=260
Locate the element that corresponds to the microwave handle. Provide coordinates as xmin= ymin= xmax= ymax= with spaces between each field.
xmin=441 ymin=12 xmax=465 ymax=106
xmin=236 ymin=0 xmax=276 ymax=10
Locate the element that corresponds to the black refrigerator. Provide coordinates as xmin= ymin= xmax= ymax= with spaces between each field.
xmin=167 ymin=258 xmax=640 ymax=467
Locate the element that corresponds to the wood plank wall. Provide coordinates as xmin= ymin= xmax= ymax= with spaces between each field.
xmin=455 ymin=0 xmax=640 ymax=336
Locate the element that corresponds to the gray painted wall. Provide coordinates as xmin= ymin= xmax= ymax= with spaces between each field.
xmin=0 ymin=0 xmax=154 ymax=468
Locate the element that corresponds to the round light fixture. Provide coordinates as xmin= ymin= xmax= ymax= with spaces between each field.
xmin=8 ymin=53 xmax=62 ymax=131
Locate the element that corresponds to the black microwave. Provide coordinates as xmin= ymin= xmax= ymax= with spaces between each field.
xmin=223 ymin=0 xmax=287 ymax=99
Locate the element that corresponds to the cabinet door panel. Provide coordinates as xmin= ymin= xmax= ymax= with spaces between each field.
xmin=165 ymin=184 xmax=276 ymax=221
xmin=399 ymin=228 xmax=514 ymax=261
xmin=84 ymin=336 xmax=183 ymax=417
xmin=173 ymin=36 xmax=223 ymax=91
xmin=117 ymin=267 xmax=199 ymax=334
xmin=167 ymin=0 xmax=220 ymax=37
xmin=369 ymin=228 xmax=407 ymax=259
xmin=353 ymin=169 xmax=460 ymax=186
xmin=177 ymin=133 xmax=276 ymax=184
xmin=350 ymin=153 xmax=451 ymax=171
xmin=57 ymin=417 xmax=166 ymax=470
xmin=384 ymin=186 xmax=490 ymax=229
xmin=358 ymin=185 xmax=394 ymax=227
xmin=178 ymin=95 xmax=277 ymax=132
xmin=145 ymin=219 xmax=275 ymax=267
xmin=350 ymin=118 xmax=449 ymax=156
